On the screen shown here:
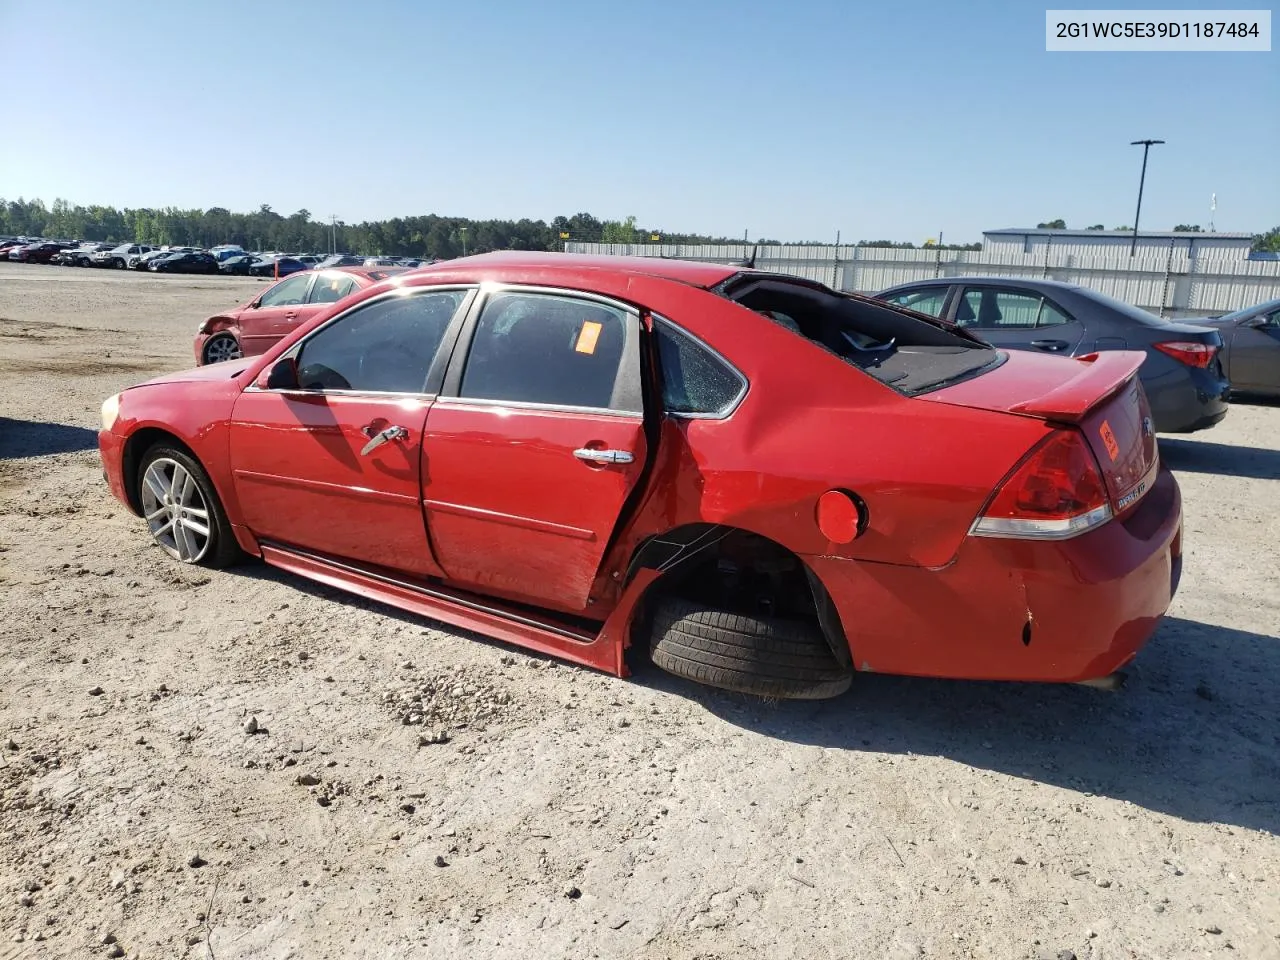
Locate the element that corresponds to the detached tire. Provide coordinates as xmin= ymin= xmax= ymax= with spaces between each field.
xmin=649 ymin=597 xmax=852 ymax=700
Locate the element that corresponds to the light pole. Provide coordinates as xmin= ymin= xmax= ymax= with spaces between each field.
xmin=459 ymin=226 xmax=468 ymax=257
xmin=1129 ymin=139 xmax=1164 ymax=257
xmin=329 ymin=214 xmax=337 ymax=255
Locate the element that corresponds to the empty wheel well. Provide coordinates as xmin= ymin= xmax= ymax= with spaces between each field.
xmin=120 ymin=428 xmax=199 ymax=515
xmin=627 ymin=525 xmax=851 ymax=669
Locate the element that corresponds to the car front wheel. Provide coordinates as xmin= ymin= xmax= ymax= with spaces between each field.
xmin=137 ymin=446 xmax=241 ymax=568
xmin=202 ymin=333 xmax=242 ymax=364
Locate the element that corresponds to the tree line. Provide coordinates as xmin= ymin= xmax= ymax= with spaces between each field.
xmin=6 ymin=198 xmax=1275 ymax=255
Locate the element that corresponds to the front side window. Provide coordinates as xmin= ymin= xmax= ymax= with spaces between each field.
xmin=459 ymin=293 xmax=629 ymax=409
xmin=882 ymin=288 xmax=949 ymax=318
xmin=308 ymin=273 xmax=358 ymax=305
xmin=655 ymin=320 xmax=744 ymax=416
xmin=259 ymin=274 xmax=312 ymax=308
xmin=295 ymin=290 xmax=466 ymax=393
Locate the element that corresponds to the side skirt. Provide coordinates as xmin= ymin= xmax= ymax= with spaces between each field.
xmin=259 ymin=542 xmax=622 ymax=675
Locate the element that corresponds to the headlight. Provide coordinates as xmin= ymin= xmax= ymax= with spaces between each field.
xmin=101 ymin=393 xmax=121 ymax=431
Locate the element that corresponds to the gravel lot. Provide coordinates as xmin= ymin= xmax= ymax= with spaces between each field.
xmin=1 ymin=263 xmax=1277 ymax=959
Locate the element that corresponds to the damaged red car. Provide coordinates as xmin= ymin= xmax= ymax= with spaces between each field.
xmin=194 ymin=266 xmax=408 ymax=366
xmin=99 ymin=253 xmax=1182 ymax=698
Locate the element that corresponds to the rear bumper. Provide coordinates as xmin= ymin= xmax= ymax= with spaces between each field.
xmin=806 ymin=466 xmax=1183 ymax=683
xmin=1143 ymin=365 xmax=1230 ymax=433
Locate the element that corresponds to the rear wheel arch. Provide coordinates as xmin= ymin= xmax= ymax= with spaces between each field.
xmin=623 ymin=523 xmax=853 ymax=670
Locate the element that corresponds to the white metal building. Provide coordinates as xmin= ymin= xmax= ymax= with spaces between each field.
xmin=982 ymin=228 xmax=1255 ymax=262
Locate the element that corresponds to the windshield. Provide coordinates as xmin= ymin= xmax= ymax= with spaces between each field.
xmin=1074 ymin=286 xmax=1173 ymax=326
xmin=1216 ymin=298 xmax=1280 ymax=322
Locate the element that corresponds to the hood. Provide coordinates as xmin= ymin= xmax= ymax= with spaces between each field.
xmin=133 ymin=363 xmax=251 ymax=388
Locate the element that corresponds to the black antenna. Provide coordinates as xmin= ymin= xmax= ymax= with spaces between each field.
xmin=735 ymin=244 xmax=758 ymax=268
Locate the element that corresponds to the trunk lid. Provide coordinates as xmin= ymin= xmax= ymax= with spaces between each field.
xmin=922 ymin=349 xmax=1158 ymax=513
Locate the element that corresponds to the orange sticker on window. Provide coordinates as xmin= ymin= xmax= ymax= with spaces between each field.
xmin=575 ymin=320 xmax=603 ymax=354
xmin=1099 ymin=420 xmax=1119 ymax=462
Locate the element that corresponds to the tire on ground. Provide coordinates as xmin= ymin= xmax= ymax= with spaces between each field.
xmin=138 ymin=444 xmax=243 ymax=569
xmin=648 ymin=596 xmax=852 ymax=700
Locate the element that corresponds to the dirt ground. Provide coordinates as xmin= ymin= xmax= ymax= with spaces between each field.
xmin=0 ymin=262 xmax=1277 ymax=960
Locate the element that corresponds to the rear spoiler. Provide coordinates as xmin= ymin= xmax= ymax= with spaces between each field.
xmin=1008 ymin=351 xmax=1145 ymax=422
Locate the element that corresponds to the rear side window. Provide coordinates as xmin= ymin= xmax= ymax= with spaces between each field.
xmin=309 ymin=274 xmax=357 ymax=304
xmin=296 ymin=290 xmax=465 ymax=393
xmin=459 ymin=293 xmax=629 ymax=410
xmin=958 ymin=287 xmax=1074 ymax=328
xmin=655 ymin=320 xmax=744 ymax=417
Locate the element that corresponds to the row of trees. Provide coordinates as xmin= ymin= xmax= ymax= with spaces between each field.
xmin=0 ymin=199 xmax=780 ymax=259
xmin=4 ymin=198 xmax=1276 ymax=256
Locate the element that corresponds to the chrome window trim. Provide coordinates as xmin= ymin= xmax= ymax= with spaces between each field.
xmin=434 ymin=395 xmax=643 ymax=419
xmin=245 ymin=284 xmax=477 ymax=395
xmin=651 ymin=315 xmax=749 ymax=421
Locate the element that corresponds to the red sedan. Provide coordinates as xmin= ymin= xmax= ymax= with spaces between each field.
xmin=194 ymin=266 xmax=408 ymax=365
xmin=101 ymin=253 xmax=1182 ymax=698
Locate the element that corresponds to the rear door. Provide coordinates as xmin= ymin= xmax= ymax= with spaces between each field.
xmin=1230 ymin=308 xmax=1280 ymax=390
xmin=953 ymin=285 xmax=1086 ymax=356
xmin=239 ymin=273 xmax=316 ymax=356
xmin=421 ymin=288 xmax=647 ymax=615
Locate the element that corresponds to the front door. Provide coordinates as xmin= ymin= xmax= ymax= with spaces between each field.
xmin=1230 ymin=308 xmax=1280 ymax=390
xmin=953 ymin=285 xmax=1086 ymax=356
xmin=229 ymin=286 xmax=472 ymax=575
xmin=238 ymin=273 xmax=317 ymax=357
xmin=422 ymin=290 xmax=647 ymax=614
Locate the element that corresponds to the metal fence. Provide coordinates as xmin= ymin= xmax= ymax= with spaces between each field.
xmin=566 ymin=242 xmax=1280 ymax=318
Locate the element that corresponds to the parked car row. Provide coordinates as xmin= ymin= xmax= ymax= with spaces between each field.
xmin=0 ymin=237 xmax=432 ymax=276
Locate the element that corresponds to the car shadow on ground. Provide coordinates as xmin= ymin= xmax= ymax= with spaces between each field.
xmin=1159 ymin=437 xmax=1280 ymax=480
xmin=639 ymin=616 xmax=1280 ymax=834
xmin=0 ymin=417 xmax=100 ymax=459
xmin=231 ymin=551 xmax=1279 ymax=833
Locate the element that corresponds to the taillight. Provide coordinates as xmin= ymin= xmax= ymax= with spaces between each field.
xmin=1152 ymin=341 xmax=1217 ymax=368
xmin=972 ymin=430 xmax=1113 ymax=540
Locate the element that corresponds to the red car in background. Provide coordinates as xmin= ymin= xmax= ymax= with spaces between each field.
xmin=195 ymin=266 xmax=408 ymax=364
xmin=102 ymin=253 xmax=1182 ymax=699
xmin=9 ymin=241 xmax=75 ymax=263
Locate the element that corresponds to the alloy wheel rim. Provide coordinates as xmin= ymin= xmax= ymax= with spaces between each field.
xmin=140 ymin=458 xmax=211 ymax=563
xmin=205 ymin=337 xmax=242 ymax=363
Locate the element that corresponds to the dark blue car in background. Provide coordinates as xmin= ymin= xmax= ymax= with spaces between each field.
xmin=875 ymin=277 xmax=1230 ymax=433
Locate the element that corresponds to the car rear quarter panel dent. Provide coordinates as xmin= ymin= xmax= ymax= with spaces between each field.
xmin=614 ymin=390 xmax=1048 ymax=576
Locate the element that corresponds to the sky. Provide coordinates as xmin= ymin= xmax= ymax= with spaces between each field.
xmin=0 ymin=0 xmax=1275 ymax=243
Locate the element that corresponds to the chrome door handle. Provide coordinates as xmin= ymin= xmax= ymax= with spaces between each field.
xmin=1030 ymin=339 xmax=1069 ymax=352
xmin=573 ymin=447 xmax=634 ymax=465
xmin=360 ymin=425 xmax=408 ymax=455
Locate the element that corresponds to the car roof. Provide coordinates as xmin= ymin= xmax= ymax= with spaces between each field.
xmin=322 ymin=266 xmax=407 ymax=282
xmin=412 ymin=251 xmax=741 ymax=289
xmin=884 ymin=276 xmax=1087 ymax=292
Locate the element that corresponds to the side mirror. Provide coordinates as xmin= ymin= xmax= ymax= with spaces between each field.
xmin=265 ymin=357 xmax=300 ymax=390
xmin=1241 ymin=317 xmax=1267 ymax=329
